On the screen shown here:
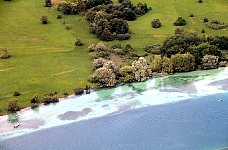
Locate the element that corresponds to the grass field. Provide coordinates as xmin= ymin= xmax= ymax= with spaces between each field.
xmin=0 ymin=0 xmax=227 ymax=115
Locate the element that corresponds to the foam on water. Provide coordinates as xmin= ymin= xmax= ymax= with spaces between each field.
xmin=0 ymin=67 xmax=227 ymax=140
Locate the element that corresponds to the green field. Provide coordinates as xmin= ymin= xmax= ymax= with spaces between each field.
xmin=0 ymin=0 xmax=227 ymax=115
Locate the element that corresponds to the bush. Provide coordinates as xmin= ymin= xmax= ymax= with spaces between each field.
xmin=201 ymin=29 xmax=205 ymax=33
xmin=65 ymin=24 xmax=72 ymax=30
xmin=219 ymin=61 xmax=228 ymax=67
xmin=44 ymin=0 xmax=52 ymax=7
xmin=31 ymin=95 xmax=39 ymax=109
xmin=171 ymin=53 xmax=196 ymax=72
xmin=41 ymin=16 xmax=48 ymax=24
xmin=56 ymin=15 xmax=62 ymax=19
xmin=174 ymin=17 xmax=186 ymax=26
xmin=175 ymin=28 xmax=184 ymax=34
xmin=205 ymin=20 xmax=227 ymax=30
xmin=43 ymin=95 xmax=59 ymax=105
xmin=189 ymin=14 xmax=194 ymax=17
xmin=198 ymin=0 xmax=203 ymax=3
xmin=148 ymin=55 xmax=162 ymax=72
xmin=203 ymin=17 xmax=209 ymax=23
xmin=116 ymin=33 xmax=131 ymax=41
xmin=93 ymin=58 xmax=107 ymax=70
xmin=151 ymin=19 xmax=162 ymax=28
xmin=1 ymin=49 xmax=12 ymax=59
xmin=144 ymin=44 xmax=161 ymax=54
xmin=132 ymin=57 xmax=148 ymax=82
xmin=8 ymin=98 xmax=20 ymax=113
xmin=13 ymin=91 xmax=21 ymax=97
xmin=162 ymin=57 xmax=173 ymax=74
xmin=91 ymin=67 xmax=116 ymax=87
xmin=75 ymin=38 xmax=83 ymax=46
xmin=73 ymin=86 xmax=84 ymax=95
xmin=202 ymin=55 xmax=219 ymax=69
xmin=119 ymin=65 xmax=135 ymax=83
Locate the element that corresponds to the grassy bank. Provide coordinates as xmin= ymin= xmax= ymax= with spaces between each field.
xmin=0 ymin=0 xmax=227 ymax=115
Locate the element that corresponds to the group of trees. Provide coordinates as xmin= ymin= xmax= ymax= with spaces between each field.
xmin=161 ymin=33 xmax=227 ymax=65
xmin=57 ymin=0 xmax=150 ymax=41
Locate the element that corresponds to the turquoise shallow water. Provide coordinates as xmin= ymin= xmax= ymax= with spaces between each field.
xmin=0 ymin=68 xmax=228 ymax=150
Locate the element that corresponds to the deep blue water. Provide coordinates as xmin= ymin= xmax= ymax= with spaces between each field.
xmin=1 ymin=92 xmax=228 ymax=150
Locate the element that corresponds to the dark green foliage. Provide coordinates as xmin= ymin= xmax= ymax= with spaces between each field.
xmin=44 ymin=0 xmax=52 ymax=7
xmin=13 ymin=91 xmax=21 ymax=97
xmin=144 ymin=44 xmax=161 ymax=54
xmin=110 ymin=18 xmax=129 ymax=34
xmin=205 ymin=20 xmax=227 ymax=30
xmin=201 ymin=29 xmax=205 ymax=33
xmin=198 ymin=0 xmax=203 ymax=3
xmin=73 ymin=86 xmax=84 ymax=95
xmin=203 ymin=17 xmax=208 ymax=23
xmin=75 ymin=38 xmax=84 ymax=46
xmin=116 ymin=33 xmax=131 ymax=40
xmin=162 ymin=34 xmax=224 ymax=65
xmin=31 ymin=95 xmax=39 ymax=109
xmin=85 ymin=85 xmax=91 ymax=94
xmin=207 ymin=36 xmax=228 ymax=50
xmin=43 ymin=92 xmax=59 ymax=105
xmin=8 ymin=98 xmax=20 ymax=113
xmin=4 ymin=0 xmax=11 ymax=1
xmin=100 ymin=28 xmax=114 ymax=41
xmin=41 ymin=16 xmax=48 ymax=24
xmin=119 ymin=66 xmax=135 ymax=83
xmin=151 ymin=19 xmax=162 ymax=28
xmin=171 ymin=53 xmax=196 ymax=72
xmin=58 ymin=0 xmax=149 ymax=41
xmin=174 ymin=17 xmax=186 ymax=26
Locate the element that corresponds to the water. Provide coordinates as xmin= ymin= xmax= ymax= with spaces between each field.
xmin=0 ymin=68 xmax=228 ymax=150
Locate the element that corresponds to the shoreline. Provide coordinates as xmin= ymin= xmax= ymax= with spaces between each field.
xmin=0 ymin=67 xmax=227 ymax=117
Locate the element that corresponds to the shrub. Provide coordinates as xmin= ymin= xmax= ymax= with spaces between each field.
xmin=151 ymin=19 xmax=162 ymax=28
xmin=44 ymin=0 xmax=52 ymax=7
xmin=189 ymin=14 xmax=194 ymax=17
xmin=198 ymin=0 xmax=203 ymax=3
xmin=43 ymin=95 xmax=59 ymax=105
xmin=162 ymin=57 xmax=173 ymax=74
xmin=73 ymin=86 xmax=84 ymax=95
xmin=65 ymin=24 xmax=72 ymax=30
xmin=116 ymin=33 xmax=131 ymax=40
xmin=93 ymin=58 xmax=107 ymax=70
xmin=75 ymin=38 xmax=83 ymax=46
xmin=174 ymin=17 xmax=186 ymax=26
xmin=144 ymin=44 xmax=161 ymax=54
xmin=148 ymin=55 xmax=162 ymax=72
xmin=175 ymin=28 xmax=184 ymax=34
xmin=218 ymin=61 xmax=228 ymax=67
xmin=85 ymin=85 xmax=91 ymax=94
xmin=205 ymin=20 xmax=227 ymax=30
xmin=171 ymin=53 xmax=196 ymax=72
xmin=201 ymin=29 xmax=205 ymax=33
xmin=41 ymin=16 xmax=48 ymax=24
xmin=1 ymin=49 xmax=12 ymax=59
xmin=119 ymin=65 xmax=135 ymax=83
xmin=31 ymin=95 xmax=39 ymax=109
xmin=203 ymin=17 xmax=209 ymax=23
xmin=56 ymin=15 xmax=62 ymax=19
xmin=91 ymin=67 xmax=116 ymax=87
xmin=8 ymin=98 xmax=20 ymax=113
xmin=132 ymin=57 xmax=148 ymax=82
xmin=100 ymin=28 xmax=114 ymax=41
xmin=202 ymin=55 xmax=219 ymax=69
xmin=13 ymin=91 xmax=21 ymax=97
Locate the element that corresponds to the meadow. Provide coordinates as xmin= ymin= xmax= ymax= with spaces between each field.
xmin=0 ymin=0 xmax=227 ymax=114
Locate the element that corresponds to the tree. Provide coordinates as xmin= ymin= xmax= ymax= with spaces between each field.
xmin=44 ymin=0 xmax=52 ymax=7
xmin=100 ymin=28 xmax=114 ymax=41
xmin=8 ymin=98 xmax=20 ymax=112
xmin=110 ymin=18 xmax=129 ymax=34
xmin=174 ymin=17 xmax=186 ymax=26
xmin=151 ymin=19 xmax=162 ymax=28
xmin=171 ymin=53 xmax=196 ymax=72
xmin=132 ymin=57 xmax=148 ymax=82
xmin=91 ymin=67 xmax=117 ymax=86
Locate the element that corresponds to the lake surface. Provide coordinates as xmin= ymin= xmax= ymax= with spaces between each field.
xmin=0 ymin=67 xmax=228 ymax=150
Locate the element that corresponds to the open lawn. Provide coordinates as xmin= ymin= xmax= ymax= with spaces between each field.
xmin=0 ymin=0 xmax=227 ymax=115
